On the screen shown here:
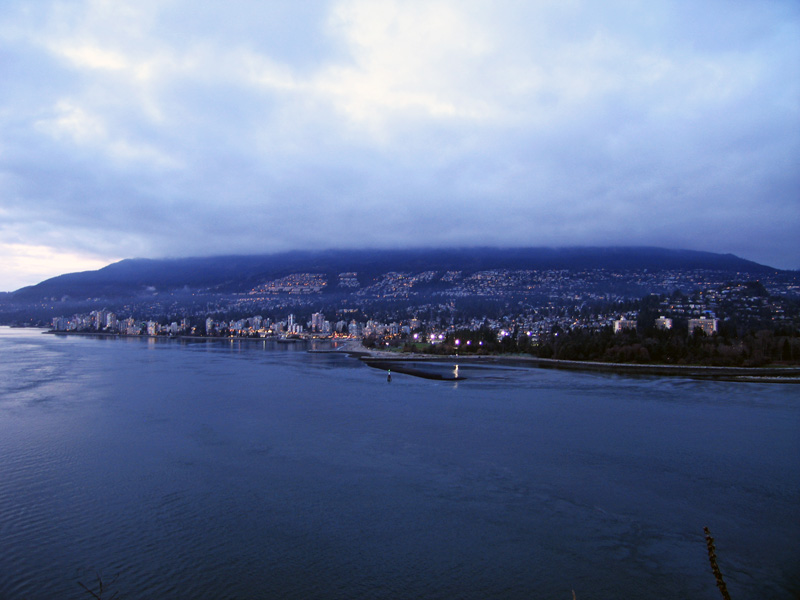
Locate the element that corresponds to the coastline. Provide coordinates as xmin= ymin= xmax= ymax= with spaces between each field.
xmin=39 ymin=331 xmax=800 ymax=382
xmin=45 ymin=330 xmax=345 ymax=343
xmin=343 ymin=342 xmax=800 ymax=383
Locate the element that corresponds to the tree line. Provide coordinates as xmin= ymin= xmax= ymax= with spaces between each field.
xmin=403 ymin=323 xmax=800 ymax=367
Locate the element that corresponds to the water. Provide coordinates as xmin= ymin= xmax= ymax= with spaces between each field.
xmin=0 ymin=327 xmax=798 ymax=599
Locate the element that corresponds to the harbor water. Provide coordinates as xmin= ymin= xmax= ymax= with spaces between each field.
xmin=0 ymin=327 xmax=798 ymax=599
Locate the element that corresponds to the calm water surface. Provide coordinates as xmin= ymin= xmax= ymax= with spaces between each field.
xmin=0 ymin=327 xmax=798 ymax=599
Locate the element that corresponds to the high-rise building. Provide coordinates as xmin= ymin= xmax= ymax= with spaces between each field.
xmin=348 ymin=320 xmax=362 ymax=337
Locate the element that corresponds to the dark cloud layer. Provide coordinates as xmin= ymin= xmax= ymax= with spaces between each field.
xmin=0 ymin=0 xmax=798 ymax=290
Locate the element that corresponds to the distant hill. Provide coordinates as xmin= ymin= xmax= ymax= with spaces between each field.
xmin=10 ymin=246 xmax=775 ymax=301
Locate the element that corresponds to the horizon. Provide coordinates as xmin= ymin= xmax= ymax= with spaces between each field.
xmin=1 ymin=2 xmax=798 ymax=291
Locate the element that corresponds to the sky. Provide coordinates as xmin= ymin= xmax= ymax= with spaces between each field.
xmin=1 ymin=0 xmax=798 ymax=291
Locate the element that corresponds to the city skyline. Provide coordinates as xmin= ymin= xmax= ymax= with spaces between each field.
xmin=1 ymin=0 xmax=798 ymax=291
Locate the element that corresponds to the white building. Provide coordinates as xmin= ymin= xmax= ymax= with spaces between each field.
xmin=613 ymin=318 xmax=637 ymax=333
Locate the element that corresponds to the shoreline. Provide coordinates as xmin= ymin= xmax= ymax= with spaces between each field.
xmin=344 ymin=342 xmax=800 ymax=383
xmin=38 ymin=330 xmax=800 ymax=382
xmin=45 ymin=330 xmax=350 ymax=344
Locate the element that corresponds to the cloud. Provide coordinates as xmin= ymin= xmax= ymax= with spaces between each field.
xmin=0 ymin=242 xmax=119 ymax=292
xmin=0 ymin=0 xmax=798 ymax=291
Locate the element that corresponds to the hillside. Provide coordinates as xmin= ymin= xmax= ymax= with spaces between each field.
xmin=10 ymin=246 xmax=775 ymax=302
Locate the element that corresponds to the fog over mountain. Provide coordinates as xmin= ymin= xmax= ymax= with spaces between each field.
xmin=0 ymin=1 xmax=798 ymax=291
xmin=10 ymin=246 xmax=776 ymax=301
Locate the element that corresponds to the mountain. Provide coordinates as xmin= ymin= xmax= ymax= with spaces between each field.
xmin=10 ymin=246 xmax=775 ymax=302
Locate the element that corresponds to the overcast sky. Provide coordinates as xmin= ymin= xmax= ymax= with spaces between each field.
xmin=1 ymin=0 xmax=798 ymax=291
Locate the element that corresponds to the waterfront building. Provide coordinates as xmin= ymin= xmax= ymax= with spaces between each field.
xmin=52 ymin=316 xmax=69 ymax=331
xmin=348 ymin=320 xmax=362 ymax=337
